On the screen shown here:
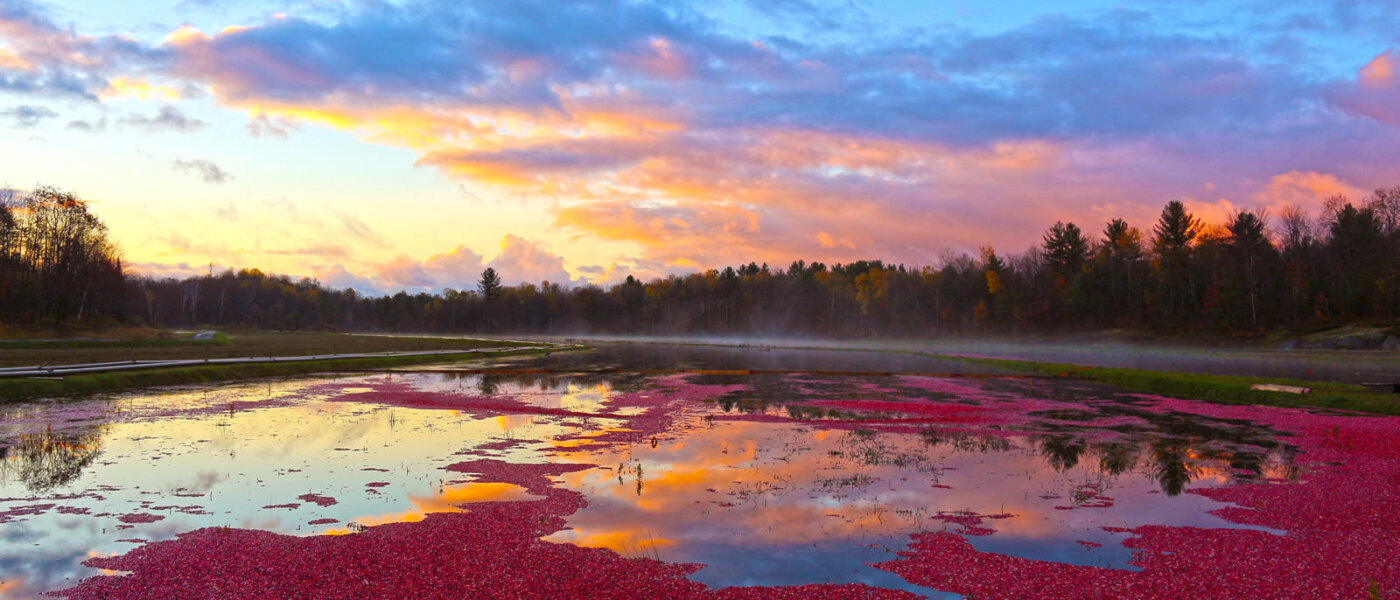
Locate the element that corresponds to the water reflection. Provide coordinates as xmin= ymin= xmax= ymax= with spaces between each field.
xmin=536 ymin=371 xmax=1300 ymax=592
xmin=692 ymin=374 xmax=1300 ymax=497
xmin=0 ymin=427 xmax=106 ymax=494
xmin=0 ymin=345 xmax=1307 ymax=599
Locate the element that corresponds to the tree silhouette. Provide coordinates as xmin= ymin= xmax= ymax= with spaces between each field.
xmin=1151 ymin=200 xmax=1200 ymax=324
xmin=478 ymin=267 xmax=502 ymax=302
xmin=0 ymin=186 xmax=124 ymax=328
xmin=1042 ymin=221 xmax=1089 ymax=281
xmin=7 ymin=181 xmax=1391 ymax=338
xmin=1224 ymin=210 xmax=1279 ymax=329
xmin=1326 ymin=202 xmax=1386 ymax=317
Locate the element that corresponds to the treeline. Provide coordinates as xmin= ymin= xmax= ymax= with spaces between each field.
xmin=0 ymin=187 xmax=125 ymax=333
xmin=126 ymin=188 xmax=1400 ymax=337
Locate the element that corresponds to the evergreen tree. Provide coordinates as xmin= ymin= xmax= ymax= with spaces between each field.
xmin=1224 ymin=210 xmax=1279 ymax=329
xmin=1151 ymin=201 xmax=1200 ymax=324
xmin=1042 ymin=221 xmax=1089 ymax=281
xmin=477 ymin=267 xmax=502 ymax=302
xmin=1326 ymin=203 xmax=1385 ymax=317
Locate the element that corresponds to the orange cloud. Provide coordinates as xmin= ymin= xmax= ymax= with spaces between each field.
xmin=1331 ymin=48 xmax=1400 ymax=127
xmin=141 ymin=12 xmax=1120 ymax=271
xmin=1253 ymin=171 xmax=1367 ymax=210
xmin=1361 ymin=51 xmax=1396 ymax=88
xmin=135 ymin=7 xmax=1400 ymax=275
xmin=0 ymin=46 xmax=29 ymax=70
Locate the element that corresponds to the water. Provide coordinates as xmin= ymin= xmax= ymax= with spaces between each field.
xmin=0 ymin=346 xmax=1303 ymax=599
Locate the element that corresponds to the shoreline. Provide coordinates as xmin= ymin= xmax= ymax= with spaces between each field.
xmin=0 ymin=346 xmax=567 ymax=402
xmin=542 ymin=337 xmax=1400 ymax=416
xmin=3 ymin=333 xmax=1395 ymax=415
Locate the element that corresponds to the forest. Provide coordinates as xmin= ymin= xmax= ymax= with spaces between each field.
xmin=3 ymin=185 xmax=1398 ymax=338
xmin=0 ymin=187 xmax=125 ymax=335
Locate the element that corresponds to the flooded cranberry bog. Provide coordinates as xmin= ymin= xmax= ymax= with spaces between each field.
xmin=1 ymin=345 xmax=1397 ymax=599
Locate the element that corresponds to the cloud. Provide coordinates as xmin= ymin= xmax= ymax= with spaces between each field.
xmin=330 ymin=210 xmax=388 ymax=248
xmin=125 ymin=261 xmax=211 ymax=279
xmin=1330 ymin=48 xmax=1400 ymax=127
xmin=171 ymin=158 xmax=233 ymax=184
xmin=122 ymin=105 xmax=205 ymax=132
xmin=311 ymin=264 xmax=378 ymax=295
xmin=66 ymin=115 xmax=107 ymax=132
xmin=308 ymin=236 xmax=579 ymax=295
xmin=102 ymin=77 xmax=182 ymax=101
xmin=373 ymin=255 xmax=435 ymax=289
xmin=1253 ymin=170 xmax=1368 ymax=209
xmin=246 ymin=113 xmax=297 ymax=138
xmin=570 ymin=259 xmax=690 ymax=285
xmin=1360 ymin=51 xmax=1396 ymax=86
xmin=111 ymin=2 xmax=1395 ymax=265
xmin=422 ymin=245 xmax=488 ymax=289
xmin=0 ymin=0 xmax=157 ymax=99
xmin=330 ymin=245 xmax=489 ymax=295
xmin=8 ymin=0 xmax=1400 ymax=272
xmin=266 ymin=245 xmax=350 ymax=259
xmin=1 ymin=103 xmax=56 ymax=126
xmin=486 ymin=235 xmax=575 ymax=287
xmin=739 ymin=0 xmax=863 ymax=32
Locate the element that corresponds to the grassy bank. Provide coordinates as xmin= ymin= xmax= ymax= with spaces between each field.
xmin=0 ymin=346 xmax=558 ymax=401
xmin=0 ymin=331 xmax=526 ymax=368
xmin=0 ymin=332 xmax=232 ymax=350
xmin=949 ymin=355 xmax=1400 ymax=416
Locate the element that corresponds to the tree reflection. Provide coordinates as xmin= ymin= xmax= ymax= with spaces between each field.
xmin=919 ymin=430 xmax=1012 ymax=453
xmin=0 ymin=427 xmax=106 ymax=493
xmin=1036 ymin=434 xmax=1088 ymax=472
xmin=477 ymin=374 xmax=501 ymax=396
xmin=1093 ymin=441 xmax=1140 ymax=476
xmin=1148 ymin=441 xmax=1193 ymax=496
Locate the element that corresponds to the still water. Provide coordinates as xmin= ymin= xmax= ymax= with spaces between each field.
xmin=0 ymin=345 xmax=1299 ymax=598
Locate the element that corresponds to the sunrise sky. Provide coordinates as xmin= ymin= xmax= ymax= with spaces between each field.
xmin=1 ymin=0 xmax=1397 ymax=294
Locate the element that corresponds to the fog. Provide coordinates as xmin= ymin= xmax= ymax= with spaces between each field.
xmin=407 ymin=333 xmax=1400 ymax=385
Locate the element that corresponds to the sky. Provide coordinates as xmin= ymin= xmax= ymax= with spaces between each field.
xmin=1 ymin=0 xmax=1398 ymax=295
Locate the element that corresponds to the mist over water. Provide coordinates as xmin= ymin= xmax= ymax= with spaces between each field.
xmin=413 ymin=333 xmax=1400 ymax=385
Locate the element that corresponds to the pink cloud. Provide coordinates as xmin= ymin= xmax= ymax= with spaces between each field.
xmin=1330 ymin=48 xmax=1400 ymax=127
xmin=312 ymin=264 xmax=378 ymax=294
xmin=307 ymin=237 xmax=577 ymax=295
xmin=422 ymin=245 xmax=488 ymax=289
xmin=486 ymin=235 xmax=577 ymax=287
xmin=374 ymin=255 xmax=435 ymax=288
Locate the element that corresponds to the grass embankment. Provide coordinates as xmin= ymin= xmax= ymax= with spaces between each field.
xmin=0 ymin=332 xmax=233 ymax=351
xmin=0 ymin=332 xmax=525 ymax=368
xmin=951 ymin=355 xmax=1400 ymax=416
xmin=0 ymin=332 xmax=558 ymax=401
